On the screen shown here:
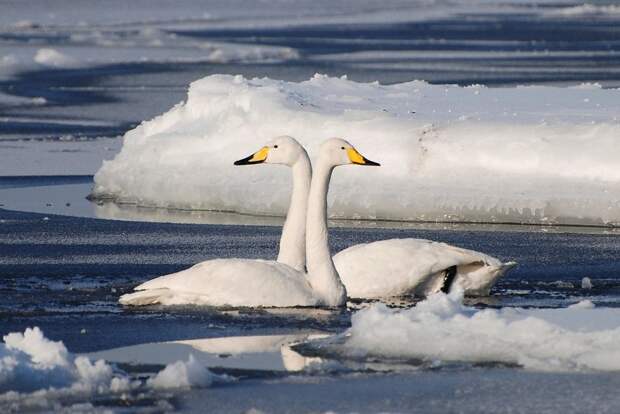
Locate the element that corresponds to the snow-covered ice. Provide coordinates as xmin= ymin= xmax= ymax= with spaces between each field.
xmin=337 ymin=290 xmax=620 ymax=372
xmin=0 ymin=327 xmax=130 ymax=396
xmin=0 ymin=327 xmax=219 ymax=410
xmin=93 ymin=74 xmax=620 ymax=226
xmin=581 ymin=277 xmax=593 ymax=290
xmin=147 ymin=355 xmax=216 ymax=389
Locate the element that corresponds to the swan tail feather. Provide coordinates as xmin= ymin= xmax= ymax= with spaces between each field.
xmin=119 ymin=288 xmax=170 ymax=306
xmin=440 ymin=265 xmax=458 ymax=293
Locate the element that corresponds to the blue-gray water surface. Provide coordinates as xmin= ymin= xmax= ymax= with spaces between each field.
xmin=2 ymin=177 xmax=620 ymax=353
xmin=2 ymin=177 xmax=620 ymax=413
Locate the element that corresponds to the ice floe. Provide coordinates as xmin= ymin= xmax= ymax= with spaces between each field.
xmin=93 ymin=74 xmax=620 ymax=226
xmin=0 ymin=327 xmax=220 ymax=410
xmin=337 ymin=290 xmax=620 ymax=371
xmin=147 ymin=355 xmax=216 ymax=389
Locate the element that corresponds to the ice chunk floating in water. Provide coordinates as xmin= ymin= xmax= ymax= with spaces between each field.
xmin=0 ymin=327 xmax=129 ymax=395
xmin=0 ymin=327 xmax=220 ymax=410
xmin=93 ymin=74 xmax=620 ymax=226
xmin=335 ymin=291 xmax=620 ymax=372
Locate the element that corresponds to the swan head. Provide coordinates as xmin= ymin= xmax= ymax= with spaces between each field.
xmin=319 ymin=138 xmax=380 ymax=167
xmin=234 ymin=136 xmax=308 ymax=167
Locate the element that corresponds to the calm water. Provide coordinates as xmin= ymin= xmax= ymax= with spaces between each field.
xmin=2 ymin=178 xmax=620 ymax=412
xmin=3 ymin=178 xmax=620 ymax=352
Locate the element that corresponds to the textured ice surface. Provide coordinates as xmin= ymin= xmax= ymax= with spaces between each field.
xmin=0 ymin=327 xmax=130 ymax=395
xmin=341 ymin=290 xmax=620 ymax=371
xmin=0 ymin=327 xmax=218 ymax=411
xmin=93 ymin=74 xmax=620 ymax=226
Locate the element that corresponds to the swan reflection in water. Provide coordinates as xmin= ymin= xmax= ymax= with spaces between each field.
xmin=87 ymin=333 xmax=329 ymax=373
xmin=87 ymin=331 xmax=433 ymax=376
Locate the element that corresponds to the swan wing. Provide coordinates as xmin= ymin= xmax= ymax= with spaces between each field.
xmin=334 ymin=238 xmax=514 ymax=298
xmin=120 ymin=258 xmax=319 ymax=307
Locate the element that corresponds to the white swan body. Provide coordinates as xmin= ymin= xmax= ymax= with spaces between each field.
xmin=120 ymin=258 xmax=319 ymax=307
xmin=120 ymin=137 xmax=377 ymax=307
xmin=333 ymin=238 xmax=516 ymax=298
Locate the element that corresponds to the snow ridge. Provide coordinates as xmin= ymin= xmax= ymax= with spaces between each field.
xmin=93 ymin=74 xmax=620 ymax=226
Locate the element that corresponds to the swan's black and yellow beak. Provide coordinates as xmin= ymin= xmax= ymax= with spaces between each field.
xmin=347 ymin=148 xmax=380 ymax=166
xmin=234 ymin=147 xmax=269 ymax=165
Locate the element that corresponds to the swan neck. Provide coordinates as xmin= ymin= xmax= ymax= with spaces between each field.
xmin=277 ymin=153 xmax=311 ymax=271
xmin=305 ymin=160 xmax=346 ymax=306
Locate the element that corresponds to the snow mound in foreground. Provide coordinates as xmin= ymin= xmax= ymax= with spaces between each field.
xmin=0 ymin=327 xmax=129 ymax=395
xmin=0 ymin=327 xmax=218 ymax=409
xmin=93 ymin=74 xmax=620 ymax=226
xmin=344 ymin=292 xmax=620 ymax=372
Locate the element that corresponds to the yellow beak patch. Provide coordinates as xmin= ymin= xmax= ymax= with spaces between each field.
xmin=234 ymin=146 xmax=270 ymax=165
xmin=250 ymin=146 xmax=270 ymax=163
xmin=347 ymin=148 xmax=365 ymax=164
xmin=347 ymin=147 xmax=381 ymax=166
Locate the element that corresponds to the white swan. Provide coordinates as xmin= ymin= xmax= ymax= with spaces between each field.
xmin=240 ymin=137 xmax=514 ymax=298
xmin=119 ymin=137 xmax=379 ymax=307
xmin=235 ymin=137 xmax=514 ymax=298
xmin=333 ymin=238 xmax=516 ymax=298
xmin=234 ymin=135 xmax=310 ymax=272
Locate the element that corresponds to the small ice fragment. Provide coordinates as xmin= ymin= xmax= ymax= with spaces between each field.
xmin=34 ymin=48 xmax=76 ymax=68
xmin=31 ymin=97 xmax=46 ymax=105
xmin=581 ymin=277 xmax=593 ymax=290
xmin=147 ymin=355 xmax=215 ymax=389
xmin=13 ymin=20 xmax=36 ymax=29
xmin=42 ymin=217 xmax=49 ymax=221
xmin=80 ymin=328 xmax=87 ymax=334
xmin=568 ymin=300 xmax=595 ymax=309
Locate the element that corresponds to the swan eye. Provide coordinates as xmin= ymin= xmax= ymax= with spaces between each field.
xmin=341 ymin=146 xmax=345 ymax=150
xmin=274 ymin=145 xmax=278 ymax=149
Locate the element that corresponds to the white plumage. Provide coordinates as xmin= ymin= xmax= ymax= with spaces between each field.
xmin=119 ymin=259 xmax=319 ymax=307
xmin=334 ymin=238 xmax=516 ymax=298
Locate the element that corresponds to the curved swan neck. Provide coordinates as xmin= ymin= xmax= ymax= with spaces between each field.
xmin=277 ymin=152 xmax=312 ymax=271
xmin=305 ymin=159 xmax=347 ymax=306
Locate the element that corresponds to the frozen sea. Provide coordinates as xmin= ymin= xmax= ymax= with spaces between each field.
xmin=2 ymin=0 xmax=620 ymax=412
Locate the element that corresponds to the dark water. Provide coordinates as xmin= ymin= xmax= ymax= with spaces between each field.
xmin=2 ymin=180 xmax=620 ymax=412
xmin=2 ymin=180 xmax=620 ymax=353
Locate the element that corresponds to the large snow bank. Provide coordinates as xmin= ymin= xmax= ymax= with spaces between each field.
xmin=0 ymin=327 xmax=218 ymax=409
xmin=341 ymin=291 xmax=620 ymax=372
xmin=93 ymin=74 xmax=620 ymax=226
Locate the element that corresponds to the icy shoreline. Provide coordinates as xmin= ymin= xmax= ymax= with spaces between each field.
xmin=92 ymin=74 xmax=620 ymax=226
